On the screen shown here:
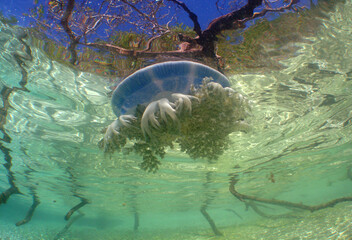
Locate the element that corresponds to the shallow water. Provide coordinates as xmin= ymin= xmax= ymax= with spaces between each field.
xmin=1 ymin=1 xmax=352 ymax=240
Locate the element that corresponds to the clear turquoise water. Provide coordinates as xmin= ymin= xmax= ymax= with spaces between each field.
xmin=1 ymin=1 xmax=352 ymax=240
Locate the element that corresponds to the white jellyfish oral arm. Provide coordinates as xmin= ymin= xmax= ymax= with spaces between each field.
xmin=141 ymin=98 xmax=180 ymax=138
xmin=104 ymin=119 xmax=120 ymax=143
xmin=171 ymin=93 xmax=199 ymax=114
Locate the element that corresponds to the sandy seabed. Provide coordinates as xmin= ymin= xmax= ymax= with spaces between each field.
xmin=1 ymin=202 xmax=351 ymax=240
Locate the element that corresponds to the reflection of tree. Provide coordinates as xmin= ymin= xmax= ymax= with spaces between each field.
xmin=64 ymin=166 xmax=90 ymax=221
xmin=200 ymin=172 xmax=222 ymax=236
xmin=54 ymin=211 xmax=85 ymax=240
xmin=0 ymin=28 xmax=30 ymax=210
xmin=30 ymin=0 xmax=299 ymax=68
xmin=348 ymin=166 xmax=352 ymax=181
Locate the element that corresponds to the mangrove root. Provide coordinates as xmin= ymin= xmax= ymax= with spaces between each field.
xmin=65 ymin=198 xmax=89 ymax=221
xmin=0 ymin=187 xmax=19 ymax=205
xmin=229 ymin=176 xmax=352 ymax=213
xmin=15 ymin=195 xmax=40 ymax=226
xmin=200 ymin=206 xmax=223 ymax=236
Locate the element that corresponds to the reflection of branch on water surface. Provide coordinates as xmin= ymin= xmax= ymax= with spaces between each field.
xmin=54 ymin=211 xmax=85 ymax=240
xmin=225 ymin=208 xmax=243 ymax=220
xmin=14 ymin=161 xmax=41 ymax=226
xmin=125 ymin=188 xmax=140 ymax=231
xmin=134 ymin=212 xmax=140 ymax=231
xmin=347 ymin=166 xmax=352 ymax=181
xmin=244 ymin=201 xmax=301 ymax=219
xmin=0 ymin=29 xmax=31 ymax=206
xmin=65 ymin=166 xmax=90 ymax=220
xmin=0 ymin=88 xmax=24 ymax=207
xmin=200 ymin=172 xmax=222 ymax=236
xmin=229 ymin=176 xmax=352 ymax=213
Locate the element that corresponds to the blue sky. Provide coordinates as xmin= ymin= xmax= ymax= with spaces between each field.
xmin=0 ymin=0 xmax=230 ymax=29
xmin=0 ymin=0 xmax=32 ymax=25
xmin=0 ymin=0 xmax=318 ymax=30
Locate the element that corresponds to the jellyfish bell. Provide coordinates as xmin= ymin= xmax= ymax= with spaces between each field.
xmin=109 ymin=61 xmax=230 ymax=136
xmin=111 ymin=61 xmax=230 ymax=116
xmin=99 ymin=61 xmax=250 ymax=172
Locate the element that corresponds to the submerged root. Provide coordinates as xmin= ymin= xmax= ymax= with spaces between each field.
xmin=99 ymin=79 xmax=251 ymax=172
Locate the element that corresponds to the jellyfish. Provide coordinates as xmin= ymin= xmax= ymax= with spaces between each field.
xmin=99 ymin=61 xmax=250 ymax=172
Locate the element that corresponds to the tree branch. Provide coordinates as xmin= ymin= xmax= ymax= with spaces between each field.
xmin=60 ymin=0 xmax=77 ymax=43
xmin=84 ymin=42 xmax=203 ymax=58
xmin=168 ymin=0 xmax=202 ymax=36
xmin=251 ymin=0 xmax=299 ymax=19
xmin=141 ymin=30 xmax=171 ymax=52
xmin=60 ymin=0 xmax=80 ymax=64
xmin=200 ymin=0 xmax=262 ymax=42
xmin=121 ymin=0 xmax=154 ymax=25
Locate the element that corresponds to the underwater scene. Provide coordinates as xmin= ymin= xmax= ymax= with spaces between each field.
xmin=0 ymin=0 xmax=352 ymax=239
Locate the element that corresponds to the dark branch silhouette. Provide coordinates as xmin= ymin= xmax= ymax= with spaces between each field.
xmin=168 ymin=0 xmax=202 ymax=36
xmin=60 ymin=0 xmax=76 ymax=42
xmin=61 ymin=0 xmax=80 ymax=64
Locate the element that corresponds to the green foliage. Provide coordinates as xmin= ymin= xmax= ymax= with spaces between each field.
xmin=106 ymin=23 xmax=195 ymax=52
xmin=108 ymin=31 xmax=147 ymax=49
xmin=0 ymin=11 xmax=18 ymax=25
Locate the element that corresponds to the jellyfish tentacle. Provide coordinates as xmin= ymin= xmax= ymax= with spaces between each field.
xmin=207 ymin=82 xmax=224 ymax=93
xmin=119 ymin=114 xmax=137 ymax=127
xmin=172 ymin=93 xmax=198 ymax=114
xmin=232 ymin=92 xmax=245 ymax=106
xmin=141 ymin=98 xmax=179 ymax=138
xmin=224 ymin=87 xmax=236 ymax=96
xmin=105 ymin=120 xmax=120 ymax=139
xmin=101 ymin=119 xmax=121 ymax=151
xmin=158 ymin=98 xmax=177 ymax=123
xmin=141 ymin=101 xmax=160 ymax=137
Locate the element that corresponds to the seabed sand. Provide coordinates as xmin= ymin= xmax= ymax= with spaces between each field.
xmin=1 ymin=202 xmax=350 ymax=240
